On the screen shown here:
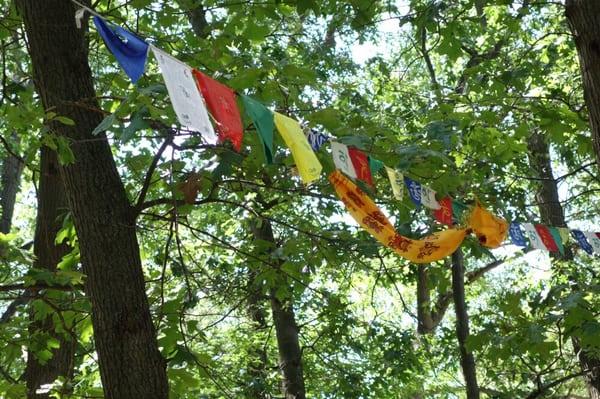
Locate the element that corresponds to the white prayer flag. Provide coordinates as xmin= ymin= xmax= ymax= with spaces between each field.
xmin=522 ymin=223 xmax=547 ymax=250
xmin=151 ymin=46 xmax=216 ymax=143
xmin=385 ymin=167 xmax=404 ymax=200
xmin=421 ymin=185 xmax=441 ymax=210
xmin=584 ymin=232 xmax=600 ymax=254
xmin=331 ymin=142 xmax=357 ymax=178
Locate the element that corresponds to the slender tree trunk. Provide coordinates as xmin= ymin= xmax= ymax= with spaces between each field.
xmin=251 ymin=218 xmax=305 ymax=399
xmin=565 ymin=0 xmax=600 ymax=171
xmin=0 ymin=132 xmax=23 ymax=234
xmin=527 ymin=131 xmax=600 ymax=399
xmin=416 ymin=266 xmax=435 ymax=335
xmin=25 ymin=148 xmax=75 ymax=399
xmin=245 ymin=278 xmax=270 ymax=399
xmin=451 ymin=249 xmax=480 ymax=399
xmin=16 ymin=2 xmax=168 ymax=398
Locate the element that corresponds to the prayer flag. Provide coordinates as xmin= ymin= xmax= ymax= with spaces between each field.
xmin=421 ymin=186 xmax=441 ymax=210
xmin=93 ymin=17 xmax=149 ymax=83
xmin=468 ymin=205 xmax=508 ymax=248
xmin=548 ymin=227 xmax=565 ymax=255
xmin=240 ymin=95 xmax=274 ymax=164
xmin=452 ymin=200 xmax=469 ymax=224
xmin=331 ymin=142 xmax=357 ymax=179
xmin=348 ymin=147 xmax=373 ymax=186
xmin=193 ymin=70 xmax=244 ymax=151
xmin=306 ymin=129 xmax=329 ymax=151
xmin=273 ymin=112 xmax=322 ymax=185
xmin=584 ymin=231 xmax=600 ymax=253
xmin=508 ymin=222 xmax=527 ymax=247
xmin=385 ymin=167 xmax=404 ymax=200
xmin=404 ymin=176 xmax=422 ymax=206
xmin=151 ymin=46 xmax=216 ymax=142
xmin=434 ymin=196 xmax=453 ymax=226
xmin=572 ymin=230 xmax=594 ymax=254
xmin=559 ymin=228 xmax=570 ymax=244
xmin=534 ymin=224 xmax=559 ymax=252
xmin=368 ymin=157 xmax=385 ymax=175
xmin=522 ymin=223 xmax=547 ymax=250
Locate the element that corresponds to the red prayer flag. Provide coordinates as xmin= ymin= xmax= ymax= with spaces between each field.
xmin=434 ymin=196 xmax=453 ymax=226
xmin=596 ymin=232 xmax=600 ymax=239
xmin=347 ymin=147 xmax=373 ymax=186
xmin=534 ymin=224 xmax=559 ymax=252
xmin=192 ymin=70 xmax=244 ymax=151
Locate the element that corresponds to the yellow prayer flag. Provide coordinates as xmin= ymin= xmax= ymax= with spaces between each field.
xmin=385 ymin=166 xmax=404 ymax=200
xmin=329 ymin=170 xmax=467 ymax=263
xmin=468 ymin=204 xmax=508 ymax=248
xmin=558 ymin=227 xmax=570 ymax=244
xmin=273 ymin=112 xmax=322 ymax=185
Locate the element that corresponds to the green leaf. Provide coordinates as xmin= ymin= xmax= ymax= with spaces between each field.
xmin=92 ymin=113 xmax=117 ymax=135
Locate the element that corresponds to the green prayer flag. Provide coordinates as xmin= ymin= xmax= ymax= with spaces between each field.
xmin=368 ymin=156 xmax=385 ymax=175
xmin=452 ymin=200 xmax=469 ymax=223
xmin=241 ymin=95 xmax=274 ymax=164
xmin=549 ymin=226 xmax=565 ymax=255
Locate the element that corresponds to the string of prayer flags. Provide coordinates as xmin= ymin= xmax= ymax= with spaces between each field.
xmin=240 ymin=95 xmax=274 ymax=164
xmin=385 ymin=167 xmax=404 ymax=200
xmin=193 ymin=70 xmax=244 ymax=151
xmin=509 ymin=222 xmax=528 ymax=247
xmin=347 ymin=146 xmax=373 ymax=186
xmin=534 ymin=224 xmax=560 ymax=252
xmin=329 ymin=170 xmax=468 ymax=263
xmin=306 ymin=129 xmax=329 ymax=151
xmin=548 ymin=227 xmax=565 ymax=255
xmin=273 ymin=112 xmax=322 ymax=185
xmin=404 ymin=176 xmax=440 ymax=210
xmin=93 ymin=17 xmax=149 ymax=84
xmin=571 ymin=230 xmax=593 ymax=254
xmin=151 ymin=46 xmax=216 ymax=142
xmin=468 ymin=204 xmax=508 ymax=248
xmin=522 ymin=223 xmax=547 ymax=250
xmin=434 ymin=196 xmax=454 ymax=226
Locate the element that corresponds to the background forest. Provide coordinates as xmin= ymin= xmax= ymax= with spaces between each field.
xmin=0 ymin=0 xmax=600 ymax=398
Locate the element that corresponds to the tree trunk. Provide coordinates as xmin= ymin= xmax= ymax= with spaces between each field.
xmin=251 ymin=218 xmax=305 ymax=399
xmin=0 ymin=132 xmax=23 ymax=234
xmin=25 ymin=148 xmax=75 ymax=399
xmin=565 ymin=0 xmax=600 ymax=171
xmin=416 ymin=265 xmax=435 ymax=335
xmin=16 ymin=2 xmax=168 ymax=398
xmin=527 ymin=131 xmax=600 ymax=398
xmin=451 ymin=249 xmax=480 ymax=399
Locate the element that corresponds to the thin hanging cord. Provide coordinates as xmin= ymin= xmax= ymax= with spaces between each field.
xmin=70 ymin=0 xmax=103 ymax=19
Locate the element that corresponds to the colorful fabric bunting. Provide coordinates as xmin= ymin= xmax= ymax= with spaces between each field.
xmin=584 ymin=231 xmax=600 ymax=253
xmin=306 ymin=129 xmax=329 ymax=151
xmin=571 ymin=230 xmax=594 ymax=254
xmin=468 ymin=205 xmax=508 ymax=248
xmin=151 ymin=46 xmax=216 ymax=142
xmin=240 ymin=96 xmax=274 ymax=164
xmin=193 ymin=70 xmax=244 ymax=151
xmin=508 ymin=222 xmax=528 ymax=247
xmin=434 ymin=196 xmax=453 ymax=226
xmin=534 ymin=224 xmax=559 ymax=252
xmin=329 ymin=170 xmax=468 ymax=263
xmin=368 ymin=157 xmax=385 ymax=175
xmin=93 ymin=17 xmax=149 ymax=83
xmin=273 ymin=112 xmax=322 ymax=185
xmin=347 ymin=147 xmax=373 ymax=186
xmin=385 ymin=167 xmax=404 ymax=200
xmin=548 ymin=227 xmax=565 ymax=255
xmin=522 ymin=223 xmax=547 ymax=250
xmin=403 ymin=176 xmax=439 ymax=210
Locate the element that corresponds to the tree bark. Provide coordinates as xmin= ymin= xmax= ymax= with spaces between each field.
xmin=16 ymin=2 xmax=168 ymax=398
xmin=0 ymin=132 xmax=23 ymax=234
xmin=251 ymin=218 xmax=305 ymax=399
xmin=25 ymin=148 xmax=75 ymax=399
xmin=565 ymin=0 xmax=600 ymax=171
xmin=527 ymin=131 xmax=600 ymax=399
xmin=451 ymin=249 xmax=480 ymax=399
xmin=416 ymin=265 xmax=435 ymax=335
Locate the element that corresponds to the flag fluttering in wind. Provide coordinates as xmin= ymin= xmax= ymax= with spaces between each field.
xmin=240 ymin=95 xmax=275 ymax=164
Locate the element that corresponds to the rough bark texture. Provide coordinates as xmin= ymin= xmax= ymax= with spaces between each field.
xmin=16 ymin=2 xmax=168 ymax=398
xmin=251 ymin=218 xmax=305 ymax=399
xmin=26 ymin=148 xmax=75 ymax=399
xmin=0 ymin=132 xmax=23 ymax=234
xmin=565 ymin=0 xmax=600 ymax=172
xmin=527 ymin=131 xmax=600 ymax=399
xmin=416 ymin=266 xmax=434 ymax=335
xmin=451 ymin=250 xmax=480 ymax=399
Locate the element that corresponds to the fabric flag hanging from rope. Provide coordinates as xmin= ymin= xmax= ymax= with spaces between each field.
xmin=329 ymin=170 xmax=467 ymax=263
xmin=534 ymin=224 xmax=559 ymax=252
xmin=385 ymin=167 xmax=404 ymax=200
xmin=571 ymin=230 xmax=594 ymax=254
xmin=347 ymin=147 xmax=373 ymax=186
xmin=368 ymin=156 xmax=385 ymax=175
xmin=93 ymin=17 xmax=149 ymax=83
xmin=548 ymin=227 xmax=565 ymax=255
xmin=509 ymin=222 xmax=528 ymax=247
xmin=240 ymin=95 xmax=274 ymax=164
xmin=522 ymin=223 xmax=547 ymax=250
xmin=403 ymin=176 xmax=440 ymax=210
xmin=468 ymin=204 xmax=508 ymax=248
xmin=306 ymin=129 xmax=329 ymax=151
xmin=151 ymin=46 xmax=216 ymax=142
xmin=434 ymin=196 xmax=454 ymax=226
xmin=584 ymin=231 xmax=600 ymax=253
xmin=273 ymin=112 xmax=322 ymax=185
xmin=421 ymin=186 xmax=441 ymax=210
xmin=193 ymin=70 xmax=244 ymax=151
xmin=331 ymin=142 xmax=357 ymax=179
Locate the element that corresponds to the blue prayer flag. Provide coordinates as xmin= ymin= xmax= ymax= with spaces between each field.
xmin=404 ymin=176 xmax=421 ymax=206
xmin=93 ymin=17 xmax=149 ymax=83
xmin=571 ymin=230 xmax=594 ymax=255
xmin=509 ymin=222 xmax=527 ymax=247
xmin=306 ymin=129 xmax=329 ymax=151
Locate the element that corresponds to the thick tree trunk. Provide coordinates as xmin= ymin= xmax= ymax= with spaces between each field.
xmin=251 ymin=218 xmax=305 ymax=399
xmin=26 ymin=148 xmax=75 ymax=399
xmin=416 ymin=266 xmax=435 ymax=335
xmin=16 ymin=2 xmax=168 ymax=398
xmin=565 ymin=0 xmax=600 ymax=171
xmin=451 ymin=250 xmax=480 ymax=399
xmin=0 ymin=132 xmax=23 ymax=234
xmin=527 ymin=131 xmax=600 ymax=398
